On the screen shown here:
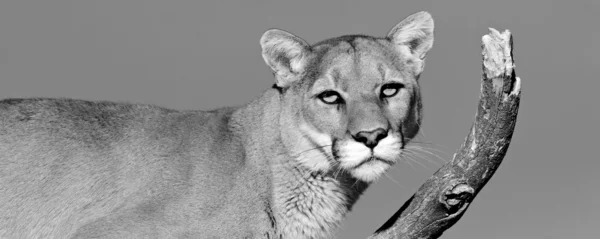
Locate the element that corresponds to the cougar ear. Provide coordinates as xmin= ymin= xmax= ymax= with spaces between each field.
xmin=387 ymin=11 xmax=434 ymax=71
xmin=260 ymin=29 xmax=311 ymax=88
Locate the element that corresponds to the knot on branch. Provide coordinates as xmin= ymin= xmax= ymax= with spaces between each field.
xmin=441 ymin=184 xmax=474 ymax=214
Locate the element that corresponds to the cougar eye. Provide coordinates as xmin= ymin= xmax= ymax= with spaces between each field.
xmin=380 ymin=83 xmax=404 ymax=98
xmin=318 ymin=91 xmax=344 ymax=104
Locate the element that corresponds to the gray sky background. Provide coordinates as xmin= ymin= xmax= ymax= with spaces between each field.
xmin=1 ymin=0 xmax=598 ymax=238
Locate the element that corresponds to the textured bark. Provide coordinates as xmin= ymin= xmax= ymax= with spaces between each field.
xmin=369 ymin=28 xmax=521 ymax=239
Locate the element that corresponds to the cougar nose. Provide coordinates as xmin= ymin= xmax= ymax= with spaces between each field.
xmin=353 ymin=128 xmax=388 ymax=149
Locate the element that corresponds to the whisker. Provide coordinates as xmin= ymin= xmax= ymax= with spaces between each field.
xmin=383 ymin=172 xmax=405 ymax=188
xmin=414 ymin=120 xmax=427 ymax=138
xmin=409 ymin=141 xmax=453 ymax=151
xmin=334 ymin=163 xmax=344 ymax=180
xmin=401 ymin=153 xmax=431 ymax=170
xmin=350 ymin=177 xmax=362 ymax=189
xmin=406 ymin=146 xmax=447 ymax=161
xmin=400 ymin=155 xmax=418 ymax=171
xmin=409 ymin=145 xmax=452 ymax=158
xmin=406 ymin=143 xmax=449 ymax=155
xmin=405 ymin=147 xmax=449 ymax=164
xmin=289 ymin=144 xmax=333 ymax=158
xmin=403 ymin=149 xmax=442 ymax=166
xmin=402 ymin=151 xmax=439 ymax=167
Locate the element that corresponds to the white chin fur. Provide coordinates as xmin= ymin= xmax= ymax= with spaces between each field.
xmin=350 ymin=161 xmax=391 ymax=182
xmin=338 ymin=132 xmax=403 ymax=182
xmin=373 ymin=132 xmax=403 ymax=160
xmin=337 ymin=141 xmax=373 ymax=169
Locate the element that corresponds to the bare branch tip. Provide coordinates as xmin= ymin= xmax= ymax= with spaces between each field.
xmin=482 ymin=28 xmax=514 ymax=80
xmin=488 ymin=28 xmax=511 ymax=39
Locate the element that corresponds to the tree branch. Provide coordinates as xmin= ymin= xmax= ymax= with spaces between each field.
xmin=369 ymin=28 xmax=522 ymax=239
